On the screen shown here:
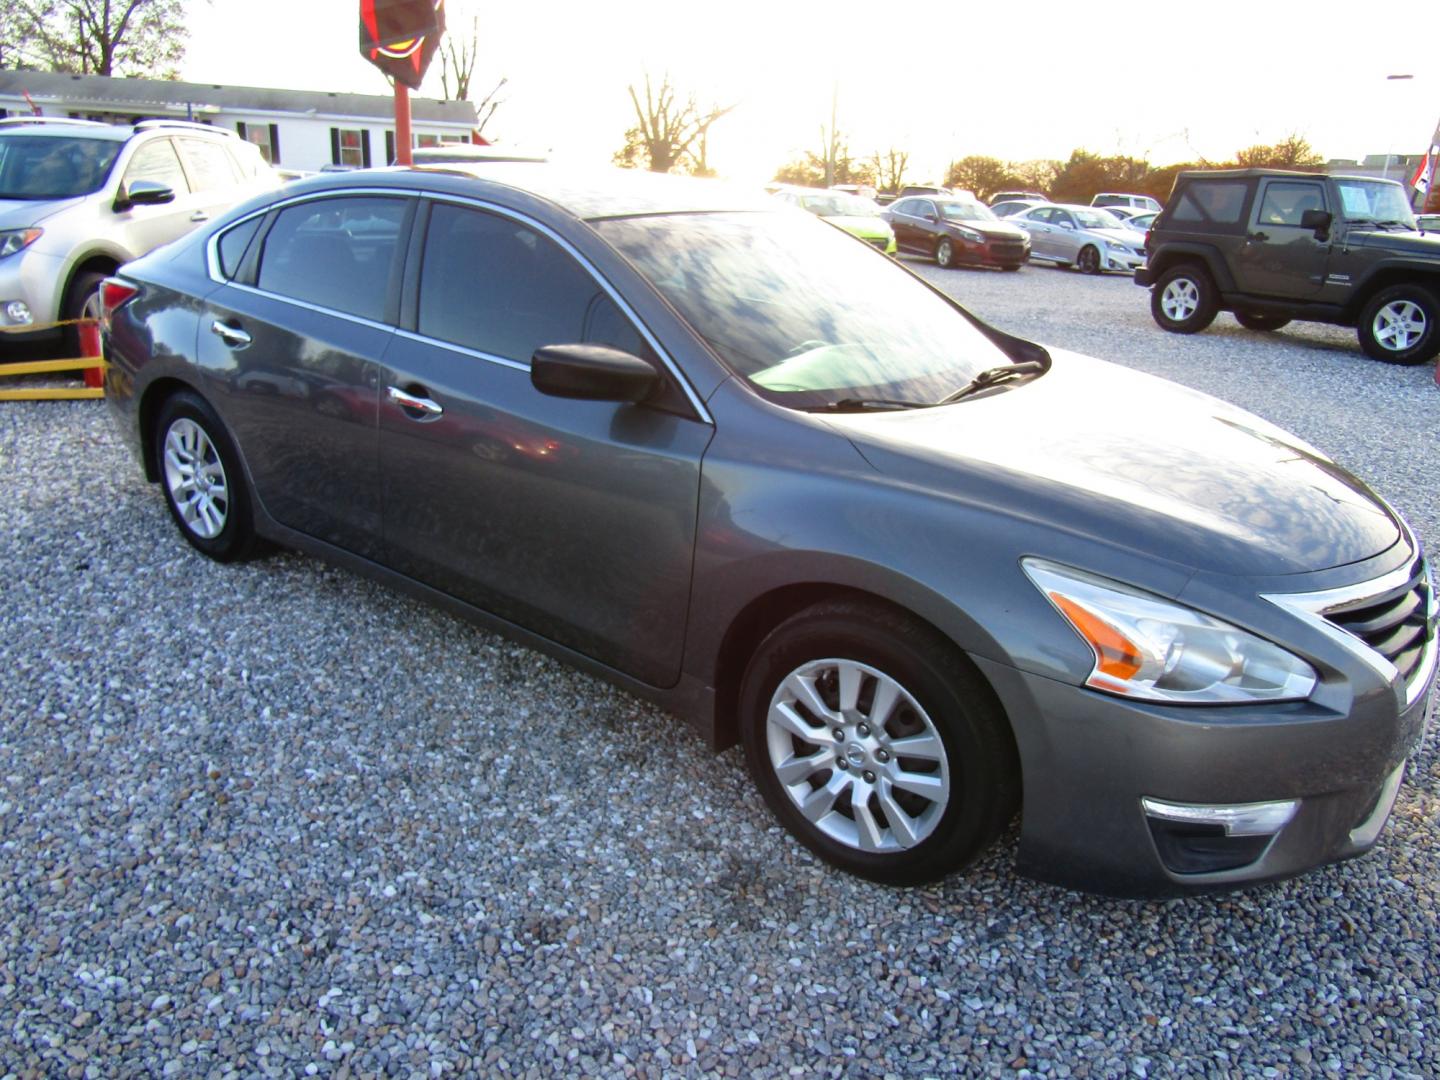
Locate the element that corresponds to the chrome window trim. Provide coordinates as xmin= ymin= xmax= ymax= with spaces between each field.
xmin=204 ymin=187 xmax=419 ymax=285
xmin=393 ymin=329 xmax=529 ymax=373
xmin=416 ymin=190 xmax=713 ymax=426
xmin=1262 ymin=552 xmax=1437 ymax=708
xmin=226 ymin=282 xmax=397 ymax=334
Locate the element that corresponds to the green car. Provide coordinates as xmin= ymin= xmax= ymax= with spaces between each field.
xmin=772 ymin=187 xmax=897 ymax=255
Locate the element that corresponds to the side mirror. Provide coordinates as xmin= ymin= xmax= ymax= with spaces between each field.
xmin=1060 ymin=221 xmax=1076 ymax=230
xmin=923 ymin=213 xmax=938 ymax=223
xmin=114 ymin=179 xmax=175 ymax=212
xmin=1300 ymin=208 xmax=1332 ymax=239
xmin=531 ymin=343 xmax=659 ymax=403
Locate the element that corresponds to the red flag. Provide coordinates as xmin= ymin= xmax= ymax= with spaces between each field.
xmin=359 ymin=0 xmax=446 ymax=90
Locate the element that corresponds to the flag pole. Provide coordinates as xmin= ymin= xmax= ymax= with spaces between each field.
xmin=394 ymin=82 xmax=412 ymax=165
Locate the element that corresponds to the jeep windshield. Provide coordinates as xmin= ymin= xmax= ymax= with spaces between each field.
xmin=1334 ymin=179 xmax=1417 ymax=229
xmin=595 ymin=211 xmax=1016 ymax=410
xmin=0 ymin=136 xmax=122 ymax=199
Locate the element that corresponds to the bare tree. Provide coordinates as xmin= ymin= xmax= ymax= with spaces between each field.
xmin=439 ymin=13 xmax=478 ymax=100
xmin=7 ymin=0 xmax=188 ymax=78
xmin=470 ymin=76 xmax=506 ymax=139
xmin=870 ymin=148 xmax=909 ymax=193
xmin=614 ymin=72 xmax=735 ymax=174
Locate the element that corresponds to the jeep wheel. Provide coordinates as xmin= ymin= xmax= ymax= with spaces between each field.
xmin=1076 ymin=246 xmax=1101 ymax=275
xmin=1151 ymin=265 xmax=1218 ymax=334
xmin=1235 ymin=313 xmax=1291 ymax=332
xmin=1357 ymin=286 xmax=1439 ymax=365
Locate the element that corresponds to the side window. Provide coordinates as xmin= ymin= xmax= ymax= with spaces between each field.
xmin=216 ymin=216 xmax=262 ymax=278
xmin=891 ymin=199 xmax=913 ymax=216
xmin=1054 ymin=210 xmax=1075 ymax=228
xmin=255 ymin=196 xmax=407 ymax=322
xmin=1170 ymin=181 xmax=1250 ymax=228
xmin=915 ymin=200 xmax=936 ymax=219
xmin=417 ymin=203 xmax=653 ymax=363
xmin=122 ymin=138 xmax=189 ymax=194
xmin=1031 ymin=208 xmax=1055 ymax=224
xmin=177 ymin=137 xmax=240 ymax=191
xmin=1256 ymin=182 xmax=1326 ymax=227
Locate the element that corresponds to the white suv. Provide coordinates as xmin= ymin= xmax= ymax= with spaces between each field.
xmin=0 ymin=117 xmax=277 ymax=347
xmin=1090 ymin=192 xmax=1162 ymax=213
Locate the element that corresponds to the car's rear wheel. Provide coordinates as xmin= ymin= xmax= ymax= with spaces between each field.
xmin=1076 ymin=246 xmax=1101 ymax=275
xmin=154 ymin=391 xmax=260 ymax=562
xmin=935 ymin=237 xmax=955 ymax=269
xmin=1001 ymin=264 xmax=1022 ymax=272
xmin=1235 ymin=313 xmax=1291 ymax=332
xmin=1357 ymin=285 xmax=1439 ymax=365
xmin=739 ymin=602 xmax=1018 ymax=885
xmin=1151 ymin=264 xmax=1218 ymax=334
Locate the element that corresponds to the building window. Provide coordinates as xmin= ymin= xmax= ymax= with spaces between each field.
xmin=413 ymin=133 xmax=470 ymax=148
xmin=236 ymin=121 xmax=280 ymax=165
xmin=331 ymin=127 xmax=370 ymax=168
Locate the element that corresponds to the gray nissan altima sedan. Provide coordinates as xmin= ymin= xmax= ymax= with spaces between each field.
xmin=101 ymin=164 xmax=1437 ymax=897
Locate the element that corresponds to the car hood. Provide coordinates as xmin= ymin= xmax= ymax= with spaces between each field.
xmin=826 ymin=215 xmax=891 ymax=237
xmin=1347 ymin=228 xmax=1440 ymax=257
xmin=0 ymin=196 xmax=84 ymax=227
xmin=956 ymin=220 xmax=1027 ymax=239
xmin=1092 ymin=228 xmax=1142 ymax=246
xmin=827 ymin=349 xmax=1401 ymax=577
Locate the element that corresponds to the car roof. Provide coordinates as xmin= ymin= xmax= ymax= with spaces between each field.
xmin=284 ymin=162 xmax=777 ymax=221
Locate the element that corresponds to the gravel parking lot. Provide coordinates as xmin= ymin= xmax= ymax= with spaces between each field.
xmin=1 ymin=261 xmax=1437 ymax=1079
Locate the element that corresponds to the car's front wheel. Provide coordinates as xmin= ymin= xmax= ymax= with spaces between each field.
xmin=935 ymin=237 xmax=955 ymax=268
xmin=740 ymin=602 xmax=1018 ymax=885
xmin=1151 ymin=264 xmax=1218 ymax=334
xmin=1076 ymin=245 xmax=1101 ymax=275
xmin=154 ymin=391 xmax=260 ymax=562
xmin=1357 ymin=285 xmax=1439 ymax=365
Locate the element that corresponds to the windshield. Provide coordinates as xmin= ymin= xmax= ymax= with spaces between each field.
xmin=940 ymin=201 xmax=997 ymax=222
xmin=0 ymin=135 xmax=122 ymax=199
xmin=1071 ymin=208 xmax=1124 ymax=230
xmin=800 ymin=192 xmax=880 ymax=218
xmin=596 ymin=211 xmax=1012 ymax=408
xmin=1334 ymin=179 xmax=1417 ymax=226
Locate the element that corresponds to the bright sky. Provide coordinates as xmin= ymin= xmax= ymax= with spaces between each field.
xmin=184 ymin=0 xmax=1438 ymax=185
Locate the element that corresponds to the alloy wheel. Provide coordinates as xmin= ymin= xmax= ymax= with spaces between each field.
xmin=1160 ymin=278 xmax=1199 ymax=321
xmin=765 ymin=658 xmax=950 ymax=853
xmin=1372 ymin=300 xmax=1427 ymax=352
xmin=163 ymin=418 xmax=230 ymax=539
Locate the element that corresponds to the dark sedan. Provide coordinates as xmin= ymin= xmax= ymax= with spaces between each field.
xmin=102 ymin=165 xmax=1436 ymax=897
xmin=883 ymin=195 xmax=1031 ymax=270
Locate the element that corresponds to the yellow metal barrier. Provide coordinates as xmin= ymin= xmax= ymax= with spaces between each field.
xmin=0 ymin=318 xmax=105 ymax=401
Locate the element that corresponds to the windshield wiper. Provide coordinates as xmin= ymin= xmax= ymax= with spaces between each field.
xmin=809 ymin=396 xmax=930 ymax=412
xmin=936 ymin=360 xmax=1048 ymax=404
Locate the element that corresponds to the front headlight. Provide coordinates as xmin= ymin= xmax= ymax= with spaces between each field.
xmin=1022 ymin=559 xmax=1317 ymax=703
xmin=956 ymin=228 xmax=984 ymax=244
xmin=0 ymin=228 xmax=43 ymax=259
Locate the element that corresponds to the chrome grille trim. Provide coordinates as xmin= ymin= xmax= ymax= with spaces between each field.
xmin=1262 ymin=554 xmax=1438 ymax=709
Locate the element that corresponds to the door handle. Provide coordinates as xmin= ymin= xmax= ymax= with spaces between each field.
xmin=190 ymin=211 xmax=210 ymax=223
xmin=386 ymin=385 xmax=443 ymax=419
xmin=209 ymin=320 xmax=251 ymax=347
xmin=1247 ymin=231 xmax=1269 ymax=243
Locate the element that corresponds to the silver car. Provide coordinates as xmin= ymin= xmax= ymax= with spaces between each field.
xmin=0 ymin=117 xmax=276 ymax=346
xmin=1010 ymin=203 xmax=1147 ymax=274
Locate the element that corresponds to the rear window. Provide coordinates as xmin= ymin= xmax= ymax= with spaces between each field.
xmin=1169 ymin=180 xmax=1251 ymax=230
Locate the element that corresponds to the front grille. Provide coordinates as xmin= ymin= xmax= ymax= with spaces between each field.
xmin=989 ymin=241 xmax=1027 ymax=256
xmin=1322 ymin=562 xmax=1436 ymax=686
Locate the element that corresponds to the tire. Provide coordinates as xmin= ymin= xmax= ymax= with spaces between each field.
xmin=1356 ymin=285 xmax=1440 ymax=365
xmin=1150 ymin=263 xmax=1218 ymax=334
xmin=153 ymin=391 xmax=260 ymax=562
xmin=1235 ymin=313 xmax=1291 ymax=332
xmin=62 ymin=270 xmax=107 ymax=356
xmin=1001 ymin=264 xmax=1022 ymax=273
xmin=934 ymin=237 xmax=955 ymax=269
xmin=1076 ymin=246 xmax=1101 ymax=275
xmin=739 ymin=602 xmax=1019 ymax=885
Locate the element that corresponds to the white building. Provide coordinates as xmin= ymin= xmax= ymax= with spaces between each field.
xmin=0 ymin=70 xmax=478 ymax=172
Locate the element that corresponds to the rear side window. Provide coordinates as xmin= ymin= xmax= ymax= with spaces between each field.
xmin=1170 ymin=180 xmax=1250 ymax=229
xmin=123 ymin=139 xmax=189 ymax=195
xmin=417 ymin=203 xmax=652 ymax=363
xmin=216 ymin=216 xmax=262 ymax=278
xmin=177 ymin=137 xmax=239 ymax=192
xmin=255 ymin=196 xmax=407 ymax=322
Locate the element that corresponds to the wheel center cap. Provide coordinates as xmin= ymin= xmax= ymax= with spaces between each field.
xmin=845 ymin=744 xmax=867 ymax=767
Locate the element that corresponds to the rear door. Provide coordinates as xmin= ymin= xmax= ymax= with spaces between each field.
xmin=378 ymin=199 xmax=712 ymax=686
xmin=1232 ymin=177 xmax=1331 ymax=299
xmin=197 ymin=191 xmax=413 ymax=560
xmin=175 ymin=136 xmax=249 ymax=228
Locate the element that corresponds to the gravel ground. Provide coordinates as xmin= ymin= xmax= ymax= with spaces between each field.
xmin=1 ymin=262 xmax=1437 ymax=1079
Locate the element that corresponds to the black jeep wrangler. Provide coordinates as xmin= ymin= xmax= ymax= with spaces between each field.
xmin=1136 ymin=168 xmax=1440 ymax=365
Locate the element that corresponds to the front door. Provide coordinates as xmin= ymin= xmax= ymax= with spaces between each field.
xmin=1232 ymin=178 xmax=1331 ymax=299
xmin=379 ymin=201 xmax=711 ymax=687
xmin=198 ymin=192 xmax=413 ymax=560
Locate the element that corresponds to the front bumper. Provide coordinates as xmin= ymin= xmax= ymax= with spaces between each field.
xmin=958 ymin=240 xmax=1030 ymax=269
xmin=0 ymin=249 xmax=66 ymax=331
xmin=974 ymin=635 xmax=1435 ymax=898
xmin=1102 ymin=247 xmax=1146 ymax=273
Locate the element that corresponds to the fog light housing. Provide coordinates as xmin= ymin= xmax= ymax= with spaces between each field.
xmin=4 ymin=300 xmax=31 ymax=325
xmin=1142 ymin=796 xmax=1297 ymax=874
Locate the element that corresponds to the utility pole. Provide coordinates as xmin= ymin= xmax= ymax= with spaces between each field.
xmin=1382 ymin=74 xmax=1413 ymax=182
xmin=825 ymin=82 xmax=837 ymax=188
